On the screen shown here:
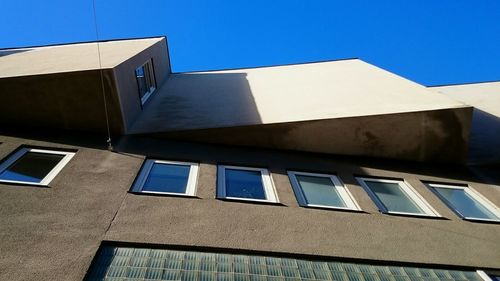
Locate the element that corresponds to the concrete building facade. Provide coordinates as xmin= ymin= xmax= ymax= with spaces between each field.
xmin=0 ymin=37 xmax=499 ymax=281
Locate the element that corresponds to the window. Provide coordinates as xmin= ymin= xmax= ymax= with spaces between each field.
xmin=130 ymin=159 xmax=199 ymax=196
xmin=135 ymin=59 xmax=156 ymax=104
xmin=356 ymin=177 xmax=439 ymax=217
xmin=217 ymin=165 xmax=278 ymax=203
xmin=0 ymin=147 xmax=75 ymax=186
xmin=425 ymin=183 xmax=500 ymax=222
xmin=288 ymin=171 xmax=360 ymax=211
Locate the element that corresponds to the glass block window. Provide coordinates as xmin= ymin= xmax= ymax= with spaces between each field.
xmin=217 ymin=165 xmax=278 ymax=203
xmin=425 ymin=183 xmax=500 ymax=222
xmin=135 ymin=59 xmax=156 ymax=104
xmin=357 ymin=177 xmax=439 ymax=217
xmin=130 ymin=160 xmax=199 ymax=196
xmin=85 ymin=246 xmax=484 ymax=281
xmin=0 ymin=147 xmax=75 ymax=186
xmin=288 ymin=171 xmax=360 ymax=211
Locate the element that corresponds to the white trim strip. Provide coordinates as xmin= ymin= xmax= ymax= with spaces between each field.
xmin=0 ymin=148 xmax=75 ymax=186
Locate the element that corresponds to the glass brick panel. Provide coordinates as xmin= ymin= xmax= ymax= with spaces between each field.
xmin=85 ymin=246 xmax=482 ymax=281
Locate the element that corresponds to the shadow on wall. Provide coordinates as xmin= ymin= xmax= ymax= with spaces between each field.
xmin=130 ymin=72 xmax=262 ymax=133
xmin=0 ymin=49 xmax=34 ymax=57
xmin=468 ymin=108 xmax=500 ymax=165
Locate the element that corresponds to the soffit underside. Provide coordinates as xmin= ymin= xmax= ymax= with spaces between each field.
xmin=136 ymin=107 xmax=472 ymax=163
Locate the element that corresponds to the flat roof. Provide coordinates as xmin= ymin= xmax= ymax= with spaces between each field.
xmin=0 ymin=37 xmax=163 ymax=78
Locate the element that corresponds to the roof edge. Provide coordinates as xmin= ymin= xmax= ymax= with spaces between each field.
xmin=427 ymin=79 xmax=500 ymax=88
xmin=172 ymin=57 xmax=361 ymax=74
xmin=0 ymin=35 xmax=167 ymax=51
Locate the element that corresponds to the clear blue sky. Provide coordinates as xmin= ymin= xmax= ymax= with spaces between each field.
xmin=1 ymin=0 xmax=499 ymax=85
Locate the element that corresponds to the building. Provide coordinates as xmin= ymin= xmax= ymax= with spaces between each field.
xmin=0 ymin=37 xmax=499 ymax=281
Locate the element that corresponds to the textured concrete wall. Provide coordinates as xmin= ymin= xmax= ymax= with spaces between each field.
xmin=0 ymin=134 xmax=499 ymax=281
xmin=0 ymin=135 xmax=143 ymax=281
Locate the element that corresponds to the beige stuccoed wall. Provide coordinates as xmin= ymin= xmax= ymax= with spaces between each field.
xmin=113 ymin=37 xmax=171 ymax=132
xmin=429 ymin=81 xmax=500 ymax=117
xmin=0 ymin=38 xmax=164 ymax=78
xmin=133 ymin=59 xmax=468 ymax=133
xmin=429 ymin=82 xmax=500 ymax=165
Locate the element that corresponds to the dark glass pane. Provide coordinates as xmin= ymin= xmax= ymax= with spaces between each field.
xmin=225 ymin=169 xmax=266 ymax=200
xmin=0 ymin=152 xmax=64 ymax=183
xmin=365 ymin=181 xmax=423 ymax=214
xmin=142 ymin=163 xmax=190 ymax=194
xmin=296 ymin=175 xmax=346 ymax=207
xmin=433 ymin=187 xmax=499 ymax=220
xmin=135 ymin=66 xmax=148 ymax=98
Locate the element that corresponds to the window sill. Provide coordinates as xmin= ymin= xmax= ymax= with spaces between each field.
xmin=217 ymin=197 xmax=285 ymax=206
xmin=0 ymin=180 xmax=50 ymax=188
xmin=381 ymin=211 xmax=448 ymax=220
xmin=462 ymin=217 xmax=500 ymax=224
xmin=129 ymin=191 xmax=200 ymax=199
xmin=301 ymin=205 xmax=367 ymax=213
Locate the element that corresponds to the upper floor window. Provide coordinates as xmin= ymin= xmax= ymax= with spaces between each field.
xmin=135 ymin=59 xmax=156 ymax=104
xmin=357 ymin=177 xmax=439 ymax=217
xmin=217 ymin=165 xmax=279 ymax=203
xmin=288 ymin=171 xmax=360 ymax=211
xmin=0 ymin=147 xmax=75 ymax=186
xmin=425 ymin=183 xmax=500 ymax=222
xmin=130 ymin=159 xmax=199 ymax=196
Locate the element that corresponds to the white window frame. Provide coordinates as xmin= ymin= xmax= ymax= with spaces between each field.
xmin=217 ymin=165 xmax=279 ymax=203
xmin=135 ymin=59 xmax=156 ymax=105
xmin=288 ymin=171 xmax=361 ymax=211
xmin=0 ymin=147 xmax=75 ymax=186
xmin=425 ymin=182 xmax=500 ymax=222
xmin=130 ymin=159 xmax=199 ymax=197
xmin=356 ymin=177 xmax=440 ymax=217
xmin=477 ymin=270 xmax=500 ymax=281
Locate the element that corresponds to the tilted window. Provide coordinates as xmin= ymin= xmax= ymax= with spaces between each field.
xmin=288 ymin=171 xmax=360 ymax=211
xmin=425 ymin=183 xmax=500 ymax=222
xmin=0 ymin=147 xmax=75 ymax=186
xmin=357 ymin=177 xmax=439 ymax=217
xmin=130 ymin=159 xmax=199 ymax=196
xmin=217 ymin=165 xmax=278 ymax=203
xmin=135 ymin=59 xmax=156 ymax=104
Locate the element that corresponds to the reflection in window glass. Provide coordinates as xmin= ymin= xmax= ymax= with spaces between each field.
xmin=142 ymin=163 xmax=191 ymax=194
xmin=295 ymin=175 xmax=346 ymax=207
xmin=432 ymin=186 xmax=499 ymax=220
xmin=0 ymin=152 xmax=64 ymax=183
xmin=218 ymin=166 xmax=278 ymax=203
xmin=365 ymin=181 xmax=424 ymax=214
xmin=131 ymin=160 xmax=198 ymax=196
xmin=225 ymin=169 xmax=266 ymax=200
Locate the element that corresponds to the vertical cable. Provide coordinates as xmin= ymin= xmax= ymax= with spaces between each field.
xmin=92 ymin=0 xmax=113 ymax=151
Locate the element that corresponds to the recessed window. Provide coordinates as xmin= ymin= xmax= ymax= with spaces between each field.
xmin=288 ymin=171 xmax=360 ymax=211
xmin=130 ymin=159 xmax=199 ymax=196
xmin=425 ymin=183 xmax=500 ymax=222
xmin=217 ymin=165 xmax=278 ymax=203
xmin=0 ymin=147 xmax=75 ymax=186
xmin=135 ymin=59 xmax=156 ymax=104
xmin=357 ymin=177 xmax=439 ymax=217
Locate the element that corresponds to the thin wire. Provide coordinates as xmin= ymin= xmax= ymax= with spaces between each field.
xmin=92 ymin=0 xmax=113 ymax=151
